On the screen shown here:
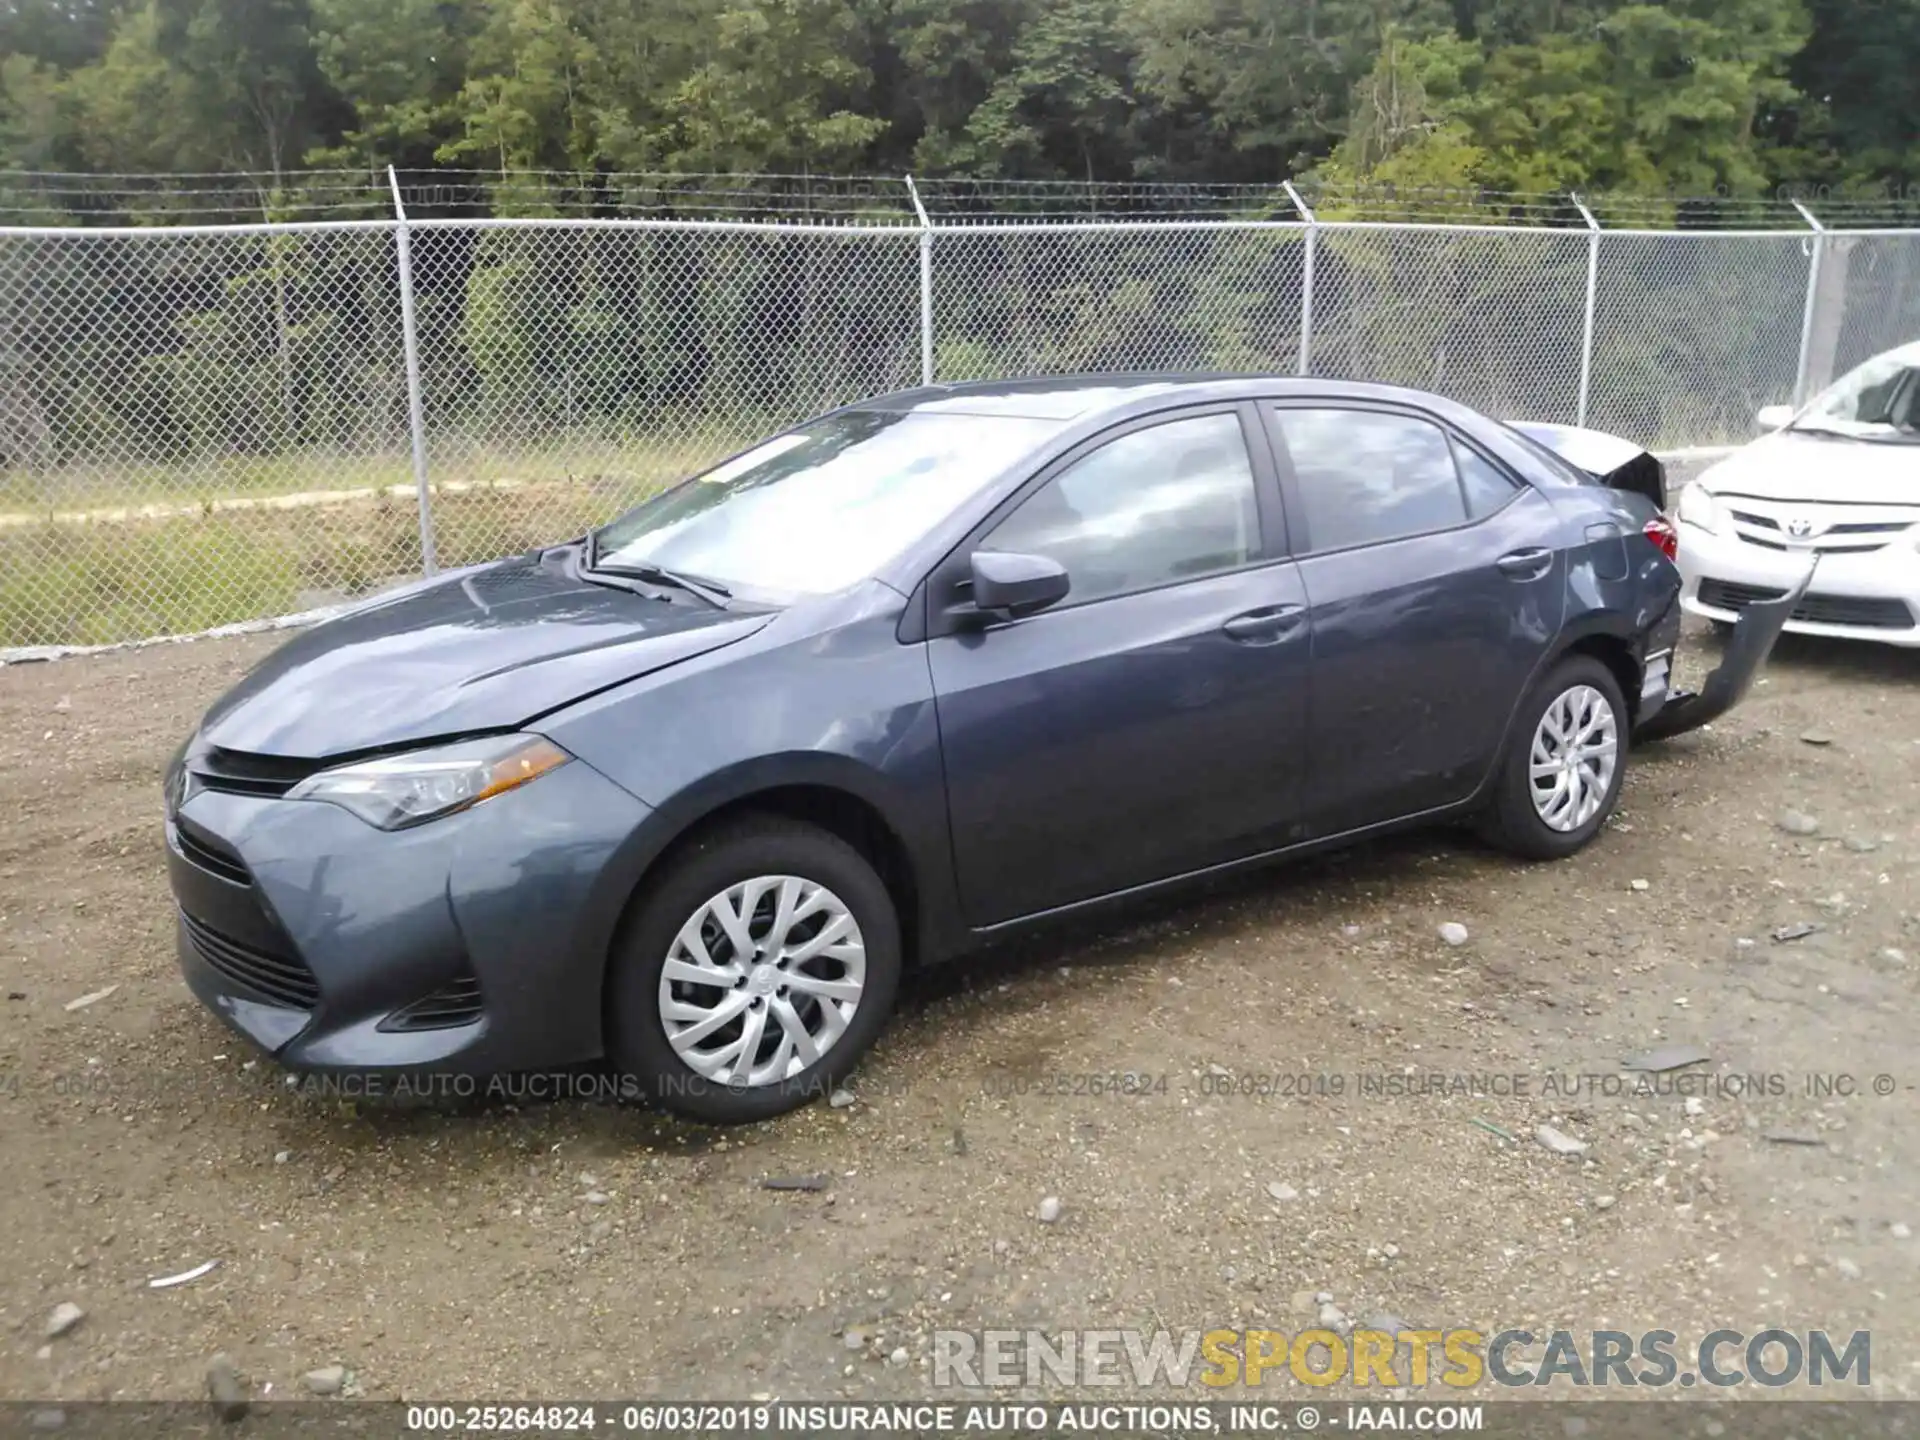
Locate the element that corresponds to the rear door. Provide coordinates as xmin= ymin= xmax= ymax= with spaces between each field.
xmin=925 ymin=405 xmax=1314 ymax=927
xmin=1263 ymin=403 xmax=1566 ymax=835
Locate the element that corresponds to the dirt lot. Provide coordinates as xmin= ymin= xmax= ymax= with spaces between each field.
xmin=2 ymin=620 xmax=1916 ymax=1406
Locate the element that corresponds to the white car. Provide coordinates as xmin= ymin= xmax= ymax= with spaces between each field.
xmin=1675 ymin=340 xmax=1920 ymax=646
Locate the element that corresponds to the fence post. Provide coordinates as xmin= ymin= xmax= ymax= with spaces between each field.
xmin=1283 ymin=182 xmax=1315 ymax=376
xmin=906 ymin=175 xmax=934 ymax=386
xmin=1791 ymin=200 xmax=1826 ymax=407
xmin=1571 ymin=193 xmax=1601 ymax=428
xmin=388 ymin=166 xmax=438 ymax=576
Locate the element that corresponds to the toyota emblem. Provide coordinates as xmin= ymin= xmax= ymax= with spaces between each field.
xmin=1786 ymin=517 xmax=1814 ymax=538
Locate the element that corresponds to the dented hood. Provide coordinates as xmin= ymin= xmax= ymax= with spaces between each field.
xmin=196 ymin=552 xmax=771 ymax=759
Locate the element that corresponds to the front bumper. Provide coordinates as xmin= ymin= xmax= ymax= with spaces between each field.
xmin=1676 ymin=520 xmax=1920 ymax=647
xmin=166 ymin=750 xmax=652 ymax=1075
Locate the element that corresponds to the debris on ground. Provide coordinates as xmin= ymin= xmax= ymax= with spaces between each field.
xmin=62 ymin=985 xmax=117 ymax=1012
xmin=148 ymin=1260 xmax=219 ymax=1290
xmin=1621 ymin=1043 xmax=1710 ymax=1073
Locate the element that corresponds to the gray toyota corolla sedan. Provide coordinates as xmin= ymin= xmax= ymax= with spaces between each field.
xmin=164 ymin=376 xmax=1806 ymax=1122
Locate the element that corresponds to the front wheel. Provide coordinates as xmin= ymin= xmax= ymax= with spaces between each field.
xmin=1478 ymin=656 xmax=1628 ymax=861
xmin=606 ymin=816 xmax=902 ymax=1124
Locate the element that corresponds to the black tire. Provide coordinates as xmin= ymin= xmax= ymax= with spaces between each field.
xmin=1478 ymin=656 xmax=1629 ymax=861
xmin=606 ymin=815 xmax=902 ymax=1124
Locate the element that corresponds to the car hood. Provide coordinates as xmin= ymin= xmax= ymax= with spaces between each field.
xmin=1700 ymin=429 xmax=1920 ymax=504
xmin=197 ymin=553 xmax=773 ymax=759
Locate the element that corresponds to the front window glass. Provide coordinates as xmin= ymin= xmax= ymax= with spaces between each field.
xmin=592 ymin=410 xmax=1060 ymax=600
xmin=983 ymin=413 xmax=1261 ymax=606
xmin=1794 ymin=352 xmax=1920 ymax=441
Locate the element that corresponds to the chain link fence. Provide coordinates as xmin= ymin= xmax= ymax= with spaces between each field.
xmin=2 ymin=182 xmax=1917 ymax=649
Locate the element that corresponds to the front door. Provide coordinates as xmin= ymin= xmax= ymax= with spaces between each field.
xmin=926 ymin=408 xmax=1314 ymax=927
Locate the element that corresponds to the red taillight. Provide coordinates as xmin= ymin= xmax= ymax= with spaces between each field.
xmin=1644 ymin=514 xmax=1678 ymax=562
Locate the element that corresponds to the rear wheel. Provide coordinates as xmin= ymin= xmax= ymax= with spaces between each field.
xmin=607 ymin=816 xmax=901 ymax=1124
xmin=1479 ymin=656 xmax=1627 ymax=860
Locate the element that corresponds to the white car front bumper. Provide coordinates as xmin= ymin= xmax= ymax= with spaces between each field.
xmin=1676 ymin=520 xmax=1920 ymax=647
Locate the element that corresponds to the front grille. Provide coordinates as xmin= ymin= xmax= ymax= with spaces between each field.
xmin=1698 ymin=579 xmax=1914 ymax=630
xmin=381 ymin=975 xmax=484 ymax=1032
xmin=189 ymin=747 xmax=322 ymax=799
xmin=1726 ymin=508 xmax=1914 ymax=556
xmin=173 ymin=819 xmax=250 ymax=886
xmin=181 ymin=910 xmax=320 ymax=1010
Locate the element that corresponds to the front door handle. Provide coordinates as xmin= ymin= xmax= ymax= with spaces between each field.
xmin=1221 ymin=604 xmax=1305 ymax=643
xmin=1496 ymin=547 xmax=1554 ymax=581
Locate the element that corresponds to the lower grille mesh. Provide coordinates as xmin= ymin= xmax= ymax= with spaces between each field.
xmin=180 ymin=910 xmax=320 ymax=1010
xmin=1698 ymin=579 xmax=1914 ymax=631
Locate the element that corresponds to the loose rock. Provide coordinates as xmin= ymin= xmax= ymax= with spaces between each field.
xmin=302 ymin=1365 xmax=346 ymax=1396
xmin=44 ymin=1303 xmax=84 ymax=1340
xmin=828 ymin=1088 xmax=856 ymax=1109
xmin=1594 ymin=1195 xmax=1617 ymax=1211
xmin=1777 ymin=810 xmax=1820 ymax=836
xmin=1266 ymin=1182 xmax=1299 ymax=1203
xmin=1437 ymin=922 xmax=1470 ymax=947
xmin=1834 ymin=1257 xmax=1863 ymax=1281
xmin=1536 ymin=1125 xmax=1589 ymax=1157
xmin=1036 ymin=1196 xmax=1063 ymax=1224
xmin=1891 ymin=1223 xmax=1912 ymax=1240
xmin=1799 ymin=730 xmax=1834 ymax=746
xmin=889 ymin=1346 xmax=909 ymax=1366
xmin=206 ymin=1354 xmax=248 ymax=1422
xmin=1629 ymin=879 xmax=1649 ymax=892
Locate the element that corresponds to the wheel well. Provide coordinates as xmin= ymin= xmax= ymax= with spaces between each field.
xmin=1560 ymin=634 xmax=1641 ymax=722
xmin=643 ymin=785 xmax=922 ymax=967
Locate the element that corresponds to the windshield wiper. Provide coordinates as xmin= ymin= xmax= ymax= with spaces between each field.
xmin=589 ymin=560 xmax=733 ymax=609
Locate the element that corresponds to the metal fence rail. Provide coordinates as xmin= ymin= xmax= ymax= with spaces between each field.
xmin=2 ymin=173 xmax=1916 ymax=649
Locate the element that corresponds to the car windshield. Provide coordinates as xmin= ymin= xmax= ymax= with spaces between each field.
xmin=589 ymin=410 xmax=1059 ymax=601
xmin=1791 ymin=350 xmax=1920 ymax=442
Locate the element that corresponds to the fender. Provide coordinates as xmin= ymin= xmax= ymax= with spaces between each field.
xmin=572 ymin=747 xmax=971 ymax=1023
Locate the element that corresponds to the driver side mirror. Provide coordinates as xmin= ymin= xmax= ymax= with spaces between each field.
xmin=967 ymin=549 xmax=1070 ymax=619
xmin=1756 ymin=404 xmax=1794 ymax=430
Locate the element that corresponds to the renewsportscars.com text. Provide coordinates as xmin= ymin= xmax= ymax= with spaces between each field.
xmin=931 ymin=1327 xmax=1871 ymax=1389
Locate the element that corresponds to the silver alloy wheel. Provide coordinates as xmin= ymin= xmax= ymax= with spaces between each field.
xmin=657 ymin=875 xmax=867 ymax=1088
xmin=1529 ymin=683 xmax=1620 ymax=833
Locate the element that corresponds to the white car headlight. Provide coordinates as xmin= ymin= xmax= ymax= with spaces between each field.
xmin=1676 ymin=482 xmax=1721 ymax=535
xmin=287 ymin=733 xmax=571 ymax=830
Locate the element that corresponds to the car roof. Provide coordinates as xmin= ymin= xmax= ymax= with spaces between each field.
xmin=849 ymin=373 xmax=1479 ymax=423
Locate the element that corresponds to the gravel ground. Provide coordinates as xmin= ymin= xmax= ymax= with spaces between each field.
xmin=1 ymin=619 xmax=1916 ymax=1406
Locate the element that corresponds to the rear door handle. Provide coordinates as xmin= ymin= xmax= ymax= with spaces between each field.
xmin=1221 ymin=604 xmax=1305 ymax=643
xmin=1497 ymin=547 xmax=1554 ymax=580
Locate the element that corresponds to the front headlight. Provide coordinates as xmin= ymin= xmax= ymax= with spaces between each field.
xmin=287 ymin=733 xmax=571 ymax=831
xmin=1676 ymin=482 xmax=1721 ymax=534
